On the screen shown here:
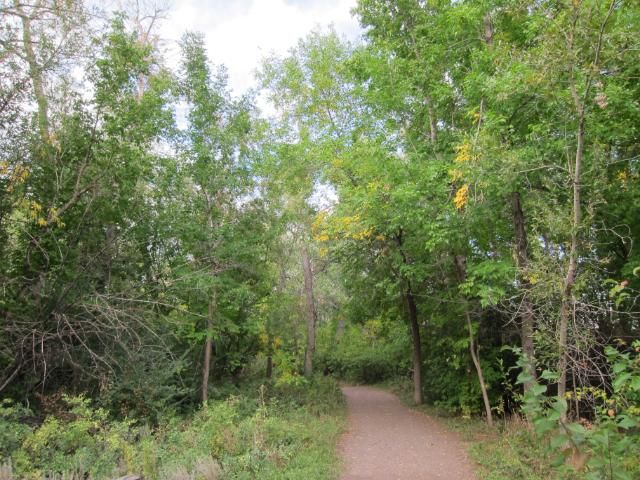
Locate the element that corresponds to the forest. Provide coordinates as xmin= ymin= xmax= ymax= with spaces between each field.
xmin=0 ymin=0 xmax=639 ymax=479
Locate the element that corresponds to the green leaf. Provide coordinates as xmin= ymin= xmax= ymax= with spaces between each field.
xmin=565 ymin=422 xmax=586 ymax=437
xmin=540 ymin=370 xmax=558 ymax=381
xmin=551 ymin=398 xmax=567 ymax=415
xmin=533 ymin=417 xmax=556 ymax=435
xmin=550 ymin=434 xmax=570 ymax=449
xmin=565 ymin=423 xmax=587 ymax=444
xmin=613 ymin=470 xmax=632 ymax=480
xmin=550 ymin=453 xmax=567 ymax=468
xmin=615 ymin=292 xmax=630 ymax=307
xmin=547 ymin=410 xmax=561 ymax=423
xmin=612 ymin=361 xmax=627 ymax=374
xmin=517 ymin=372 xmax=534 ymax=385
xmin=531 ymin=384 xmax=547 ymax=396
xmin=616 ymin=415 xmax=638 ymax=430
xmin=613 ymin=372 xmax=632 ymax=390
xmin=605 ymin=346 xmax=619 ymax=358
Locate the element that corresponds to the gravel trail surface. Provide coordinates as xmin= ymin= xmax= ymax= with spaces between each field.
xmin=339 ymin=386 xmax=477 ymax=480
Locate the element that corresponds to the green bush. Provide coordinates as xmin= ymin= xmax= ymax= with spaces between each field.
xmin=272 ymin=375 xmax=345 ymax=415
xmin=98 ymin=350 xmax=191 ymax=423
xmin=317 ymin=320 xmax=410 ymax=384
xmin=420 ymin=313 xmax=504 ymax=416
xmin=469 ymin=417 xmax=576 ymax=480
xmin=2 ymin=377 xmax=345 ymax=479
xmin=12 ymin=395 xmax=135 ymax=479
xmin=0 ymin=400 xmax=33 ymax=460
xmin=516 ymin=341 xmax=640 ymax=480
xmin=158 ymin=377 xmax=344 ymax=480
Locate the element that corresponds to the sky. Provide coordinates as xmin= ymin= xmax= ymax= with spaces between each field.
xmin=152 ymin=0 xmax=362 ymax=95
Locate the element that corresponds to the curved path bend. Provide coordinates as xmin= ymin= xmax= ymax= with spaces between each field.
xmin=339 ymin=386 xmax=477 ymax=480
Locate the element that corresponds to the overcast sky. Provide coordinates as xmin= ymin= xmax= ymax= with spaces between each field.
xmin=151 ymin=0 xmax=362 ymax=95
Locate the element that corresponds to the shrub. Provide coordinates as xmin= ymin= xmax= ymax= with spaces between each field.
xmin=2 ymin=377 xmax=345 ymax=480
xmin=317 ymin=321 xmax=409 ymax=384
xmin=12 ymin=395 xmax=135 ymax=479
xmin=517 ymin=341 xmax=640 ymax=480
xmin=0 ymin=400 xmax=33 ymax=461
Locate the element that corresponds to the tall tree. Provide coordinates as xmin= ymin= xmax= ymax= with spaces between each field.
xmin=179 ymin=32 xmax=257 ymax=401
xmin=0 ymin=16 xmax=174 ymax=397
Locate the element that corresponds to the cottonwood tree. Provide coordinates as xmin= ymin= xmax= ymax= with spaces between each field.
xmin=178 ymin=32 xmax=264 ymax=401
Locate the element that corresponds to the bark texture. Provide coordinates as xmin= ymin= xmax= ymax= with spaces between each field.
xmin=301 ymin=245 xmax=317 ymax=377
xmin=425 ymin=95 xmax=437 ymax=144
xmin=202 ymin=295 xmax=214 ymax=403
xmin=18 ymin=4 xmax=50 ymax=140
xmin=455 ymin=255 xmax=493 ymax=426
xmin=511 ymin=191 xmax=537 ymax=393
xmin=405 ymin=285 xmax=423 ymax=405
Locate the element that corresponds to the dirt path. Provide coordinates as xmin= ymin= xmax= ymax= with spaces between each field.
xmin=339 ymin=386 xmax=477 ymax=480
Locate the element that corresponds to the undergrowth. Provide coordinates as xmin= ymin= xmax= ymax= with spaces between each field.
xmin=0 ymin=376 xmax=345 ymax=479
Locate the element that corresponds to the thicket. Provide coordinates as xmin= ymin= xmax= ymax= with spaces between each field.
xmin=0 ymin=377 xmax=344 ymax=479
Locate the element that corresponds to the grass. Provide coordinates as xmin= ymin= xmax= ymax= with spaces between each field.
xmin=0 ymin=376 xmax=346 ymax=480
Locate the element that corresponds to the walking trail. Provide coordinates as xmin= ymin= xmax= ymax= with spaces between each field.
xmin=339 ymin=386 xmax=477 ymax=480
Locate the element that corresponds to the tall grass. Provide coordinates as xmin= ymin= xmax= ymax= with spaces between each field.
xmin=0 ymin=377 xmax=345 ymax=480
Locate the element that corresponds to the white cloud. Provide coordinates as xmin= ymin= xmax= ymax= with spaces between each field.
xmin=157 ymin=0 xmax=361 ymax=94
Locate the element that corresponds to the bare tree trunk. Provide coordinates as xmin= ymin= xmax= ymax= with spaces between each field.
xmin=131 ymin=2 xmax=168 ymax=99
xmin=0 ymin=361 xmax=22 ymax=394
xmin=266 ymin=354 xmax=273 ymax=379
xmin=455 ymin=255 xmax=493 ymax=426
xmin=201 ymin=293 xmax=214 ymax=403
xmin=483 ymin=13 xmax=494 ymax=46
xmin=558 ymin=114 xmax=583 ymax=415
xmin=336 ymin=317 xmax=346 ymax=340
xmin=558 ymin=0 xmax=615 ymax=422
xmin=464 ymin=308 xmax=493 ymax=426
xmin=17 ymin=4 xmax=49 ymax=141
xmin=394 ymin=230 xmax=423 ymax=404
xmin=301 ymin=245 xmax=317 ymax=378
xmin=511 ymin=192 xmax=537 ymax=393
xmin=404 ymin=284 xmax=423 ymax=405
xmin=425 ymin=95 xmax=437 ymax=143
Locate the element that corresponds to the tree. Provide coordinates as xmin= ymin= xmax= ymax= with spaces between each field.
xmin=0 ymin=16 xmax=175 ymax=398
xmin=178 ymin=32 xmax=263 ymax=401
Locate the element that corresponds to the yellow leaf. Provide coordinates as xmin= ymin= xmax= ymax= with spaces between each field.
xmin=453 ymin=184 xmax=469 ymax=210
xmin=454 ymin=141 xmax=474 ymax=163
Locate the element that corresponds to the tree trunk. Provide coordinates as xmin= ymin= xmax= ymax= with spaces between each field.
xmin=511 ymin=192 xmax=537 ymax=394
xmin=266 ymin=354 xmax=273 ymax=379
xmin=301 ymin=245 xmax=317 ymax=378
xmin=405 ymin=285 xmax=423 ymax=405
xmin=336 ymin=317 xmax=346 ymax=339
xmin=394 ymin=230 xmax=423 ymax=405
xmin=464 ymin=309 xmax=493 ymax=427
xmin=201 ymin=295 xmax=214 ymax=403
xmin=483 ymin=13 xmax=494 ymax=46
xmin=455 ymin=255 xmax=493 ymax=426
xmin=558 ymin=113 xmax=584 ymax=416
xmin=557 ymin=0 xmax=615 ymax=421
xmin=425 ymin=95 xmax=437 ymax=143
xmin=17 ymin=5 xmax=50 ymax=141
